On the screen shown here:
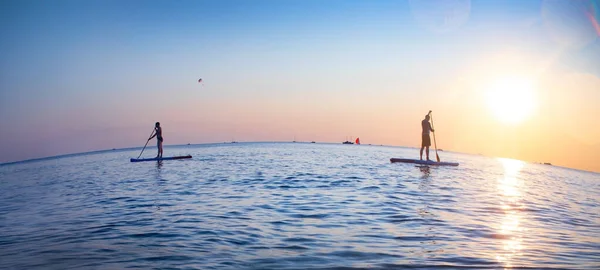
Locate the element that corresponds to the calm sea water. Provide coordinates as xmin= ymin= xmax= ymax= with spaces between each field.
xmin=1 ymin=142 xmax=599 ymax=269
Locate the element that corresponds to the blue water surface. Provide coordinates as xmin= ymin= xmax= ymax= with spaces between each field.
xmin=1 ymin=142 xmax=599 ymax=269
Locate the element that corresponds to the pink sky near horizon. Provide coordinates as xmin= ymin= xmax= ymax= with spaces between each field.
xmin=3 ymin=64 xmax=599 ymax=173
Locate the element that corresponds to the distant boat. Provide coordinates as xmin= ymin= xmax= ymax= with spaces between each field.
xmin=355 ymin=137 xmax=360 ymax=145
xmin=544 ymin=162 xmax=552 ymax=165
xmin=342 ymin=141 xmax=354 ymax=144
xmin=311 ymin=141 xmax=316 ymax=143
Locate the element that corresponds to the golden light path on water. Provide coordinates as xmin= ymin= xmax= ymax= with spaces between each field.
xmin=495 ymin=158 xmax=526 ymax=269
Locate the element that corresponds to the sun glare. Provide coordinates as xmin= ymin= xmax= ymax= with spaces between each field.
xmin=485 ymin=77 xmax=537 ymax=124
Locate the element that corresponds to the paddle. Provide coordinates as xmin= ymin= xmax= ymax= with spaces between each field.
xmin=429 ymin=110 xmax=441 ymax=162
xmin=136 ymin=129 xmax=154 ymax=159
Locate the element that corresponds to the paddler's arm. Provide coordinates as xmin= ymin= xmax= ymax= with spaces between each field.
xmin=148 ymin=130 xmax=157 ymax=140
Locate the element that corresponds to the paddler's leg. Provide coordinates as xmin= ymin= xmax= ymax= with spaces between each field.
xmin=423 ymin=134 xmax=431 ymax=161
xmin=158 ymin=139 xmax=163 ymax=158
xmin=156 ymin=139 xmax=162 ymax=158
xmin=420 ymin=134 xmax=427 ymax=160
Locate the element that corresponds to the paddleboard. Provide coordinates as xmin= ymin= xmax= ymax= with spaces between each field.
xmin=130 ymin=155 xmax=192 ymax=162
xmin=390 ymin=158 xmax=459 ymax=166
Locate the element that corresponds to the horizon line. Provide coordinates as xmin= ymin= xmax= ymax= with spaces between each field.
xmin=2 ymin=141 xmax=593 ymax=175
xmin=0 ymin=140 xmax=423 ymax=166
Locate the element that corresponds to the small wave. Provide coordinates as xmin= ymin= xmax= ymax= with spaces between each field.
xmin=359 ymin=186 xmax=380 ymax=191
xmin=283 ymin=237 xmax=316 ymax=243
xmin=274 ymin=245 xmax=310 ymax=250
xmin=289 ymin=213 xmax=329 ymax=219
xmin=136 ymin=255 xmax=195 ymax=262
xmin=127 ymin=232 xmax=183 ymax=239
xmin=393 ymin=235 xmax=430 ymax=241
xmin=330 ymin=180 xmax=353 ymax=186
xmin=325 ymin=250 xmax=400 ymax=259
xmin=314 ymin=224 xmax=346 ymax=228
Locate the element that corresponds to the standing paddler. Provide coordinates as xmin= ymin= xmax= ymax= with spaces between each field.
xmin=420 ymin=113 xmax=434 ymax=161
xmin=148 ymin=122 xmax=163 ymax=158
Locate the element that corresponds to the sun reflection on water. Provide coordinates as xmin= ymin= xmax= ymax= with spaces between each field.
xmin=495 ymin=158 xmax=526 ymax=269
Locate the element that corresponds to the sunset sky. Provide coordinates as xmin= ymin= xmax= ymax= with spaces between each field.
xmin=1 ymin=0 xmax=599 ymax=172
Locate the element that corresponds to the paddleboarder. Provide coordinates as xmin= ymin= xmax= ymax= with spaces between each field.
xmin=148 ymin=122 xmax=163 ymax=158
xmin=420 ymin=114 xmax=434 ymax=161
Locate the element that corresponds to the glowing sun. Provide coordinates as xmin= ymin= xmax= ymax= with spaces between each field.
xmin=485 ymin=77 xmax=537 ymax=124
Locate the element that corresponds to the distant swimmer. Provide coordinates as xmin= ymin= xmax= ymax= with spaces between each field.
xmin=148 ymin=122 xmax=163 ymax=158
xmin=420 ymin=113 xmax=434 ymax=161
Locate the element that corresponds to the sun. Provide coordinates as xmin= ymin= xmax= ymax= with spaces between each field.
xmin=485 ymin=76 xmax=537 ymax=124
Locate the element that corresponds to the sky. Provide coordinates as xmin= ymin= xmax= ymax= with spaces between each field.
xmin=1 ymin=0 xmax=599 ymax=172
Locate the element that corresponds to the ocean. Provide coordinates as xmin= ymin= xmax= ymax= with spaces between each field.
xmin=1 ymin=142 xmax=599 ymax=269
